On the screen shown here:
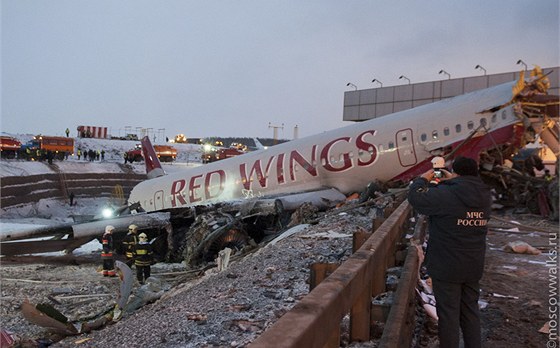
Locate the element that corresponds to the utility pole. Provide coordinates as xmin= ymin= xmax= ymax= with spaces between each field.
xmin=268 ymin=122 xmax=284 ymax=145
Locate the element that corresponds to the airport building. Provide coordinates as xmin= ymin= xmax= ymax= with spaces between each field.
xmin=343 ymin=66 xmax=559 ymax=122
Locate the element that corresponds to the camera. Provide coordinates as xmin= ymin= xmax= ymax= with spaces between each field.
xmin=431 ymin=156 xmax=445 ymax=180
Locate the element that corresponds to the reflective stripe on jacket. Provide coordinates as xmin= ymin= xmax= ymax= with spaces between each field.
xmin=134 ymin=242 xmax=153 ymax=267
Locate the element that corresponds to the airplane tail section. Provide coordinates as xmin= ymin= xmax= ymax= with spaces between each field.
xmin=141 ymin=136 xmax=165 ymax=179
xmin=253 ymin=137 xmax=266 ymax=150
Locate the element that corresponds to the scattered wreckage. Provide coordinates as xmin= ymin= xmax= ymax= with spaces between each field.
xmin=2 ymin=182 xmax=556 ymax=346
xmin=10 ymin=260 xmax=167 ymax=345
xmin=4 ymin=190 xmax=399 ymax=346
xmin=0 ymin=187 xmax=352 ymax=268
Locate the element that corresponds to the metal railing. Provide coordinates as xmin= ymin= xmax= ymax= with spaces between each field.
xmin=250 ymin=199 xmax=414 ymax=348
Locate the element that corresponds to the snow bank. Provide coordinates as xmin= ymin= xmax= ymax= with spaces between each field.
xmin=0 ymin=132 xmax=204 ymax=177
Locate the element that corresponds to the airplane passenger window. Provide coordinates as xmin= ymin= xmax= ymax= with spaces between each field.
xmin=492 ymin=114 xmax=497 ymax=123
xmin=444 ymin=127 xmax=450 ymax=136
xmin=388 ymin=142 xmax=394 ymax=149
xmin=480 ymin=118 xmax=487 ymax=127
xmin=467 ymin=121 xmax=474 ymax=130
xmin=420 ymin=134 xmax=427 ymax=142
xmin=432 ymin=131 xmax=438 ymax=139
xmin=455 ymin=124 xmax=461 ymax=133
xmin=378 ymin=144 xmax=384 ymax=151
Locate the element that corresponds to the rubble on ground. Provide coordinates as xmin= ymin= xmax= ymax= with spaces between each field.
xmin=0 ymin=199 xmax=557 ymax=347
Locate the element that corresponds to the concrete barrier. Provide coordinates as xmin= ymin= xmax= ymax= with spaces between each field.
xmin=0 ymin=173 xmax=146 ymax=208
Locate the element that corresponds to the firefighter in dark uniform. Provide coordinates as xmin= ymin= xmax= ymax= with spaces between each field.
xmin=408 ymin=156 xmax=491 ymax=348
xmin=101 ymin=225 xmax=117 ymax=277
xmin=134 ymin=233 xmax=153 ymax=284
xmin=122 ymin=224 xmax=139 ymax=267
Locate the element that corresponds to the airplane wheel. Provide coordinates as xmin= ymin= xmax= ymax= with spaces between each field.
xmin=204 ymin=228 xmax=249 ymax=262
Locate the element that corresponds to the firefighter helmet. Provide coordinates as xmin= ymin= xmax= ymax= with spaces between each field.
xmin=105 ymin=225 xmax=115 ymax=233
xmin=139 ymin=233 xmax=148 ymax=240
xmin=128 ymin=224 xmax=138 ymax=233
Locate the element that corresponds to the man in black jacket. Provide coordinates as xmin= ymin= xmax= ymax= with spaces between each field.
xmin=408 ymin=156 xmax=491 ymax=348
xmin=122 ymin=224 xmax=139 ymax=267
xmin=134 ymin=233 xmax=154 ymax=285
xmin=101 ymin=225 xmax=117 ymax=277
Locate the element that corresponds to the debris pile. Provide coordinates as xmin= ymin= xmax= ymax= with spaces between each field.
xmin=0 ymin=195 xmax=556 ymax=347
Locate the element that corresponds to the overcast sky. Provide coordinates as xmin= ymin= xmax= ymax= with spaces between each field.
xmin=1 ymin=1 xmax=559 ymax=140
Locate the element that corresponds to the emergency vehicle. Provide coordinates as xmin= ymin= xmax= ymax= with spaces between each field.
xmin=21 ymin=135 xmax=74 ymax=161
xmin=0 ymin=136 xmax=22 ymax=159
xmin=125 ymin=144 xmax=177 ymax=163
xmin=202 ymin=145 xmax=245 ymax=163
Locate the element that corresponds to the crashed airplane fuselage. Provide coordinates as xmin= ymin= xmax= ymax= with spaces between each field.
xmin=2 ymin=67 xmax=557 ymax=261
xmin=129 ymin=67 xmax=556 ymax=212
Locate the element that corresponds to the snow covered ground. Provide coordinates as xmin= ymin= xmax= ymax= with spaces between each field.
xmin=0 ymin=197 xmax=109 ymax=256
xmin=0 ymin=132 xmax=206 ymax=177
xmin=0 ymin=132 xmax=204 ymax=176
xmin=0 ymin=133 xmax=206 ymax=255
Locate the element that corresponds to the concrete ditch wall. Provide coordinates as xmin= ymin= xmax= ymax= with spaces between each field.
xmin=0 ymin=172 xmax=146 ymax=208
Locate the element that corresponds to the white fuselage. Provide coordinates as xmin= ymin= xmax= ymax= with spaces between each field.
xmin=129 ymin=81 xmax=520 ymax=212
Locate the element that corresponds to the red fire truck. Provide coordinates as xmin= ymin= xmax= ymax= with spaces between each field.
xmin=0 ymin=136 xmax=22 ymax=159
xmin=124 ymin=144 xmax=177 ymax=163
xmin=202 ymin=145 xmax=245 ymax=163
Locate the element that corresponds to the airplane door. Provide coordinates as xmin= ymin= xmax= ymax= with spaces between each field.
xmin=154 ymin=190 xmax=164 ymax=211
xmin=396 ymin=128 xmax=417 ymax=167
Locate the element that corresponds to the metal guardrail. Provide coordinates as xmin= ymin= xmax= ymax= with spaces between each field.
xmin=379 ymin=214 xmax=427 ymax=347
xmin=250 ymin=199 xmax=414 ymax=348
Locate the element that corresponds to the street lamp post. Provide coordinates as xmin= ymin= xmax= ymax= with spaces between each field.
xmin=439 ymin=69 xmax=451 ymax=80
xmin=371 ymin=79 xmax=383 ymax=87
xmin=475 ymin=65 xmax=487 ymax=76
xmin=399 ymin=75 xmax=411 ymax=84
xmin=517 ymin=59 xmax=528 ymax=71
xmin=346 ymin=82 xmax=357 ymax=91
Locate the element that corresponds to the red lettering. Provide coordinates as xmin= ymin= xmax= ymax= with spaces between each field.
xmin=205 ymin=170 xmax=225 ymax=199
xmin=276 ymin=153 xmax=285 ymax=184
xmin=356 ymin=130 xmax=377 ymax=166
xmin=289 ymin=145 xmax=317 ymax=181
xmin=240 ymin=156 xmax=274 ymax=190
xmin=189 ymin=174 xmax=203 ymax=203
xmin=170 ymin=179 xmax=188 ymax=207
xmin=320 ymin=138 xmax=352 ymax=172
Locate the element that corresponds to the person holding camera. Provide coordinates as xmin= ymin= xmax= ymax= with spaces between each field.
xmin=408 ymin=156 xmax=492 ymax=348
